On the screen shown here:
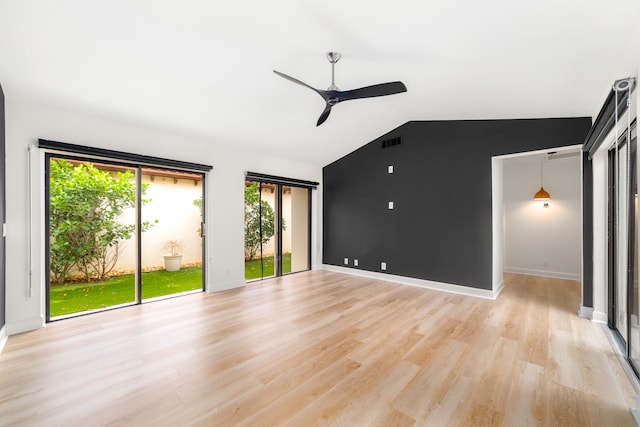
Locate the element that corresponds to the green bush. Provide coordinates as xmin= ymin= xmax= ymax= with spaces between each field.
xmin=49 ymin=159 xmax=155 ymax=284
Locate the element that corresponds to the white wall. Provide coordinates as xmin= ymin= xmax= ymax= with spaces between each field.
xmin=503 ymin=155 xmax=582 ymax=280
xmin=4 ymin=98 xmax=322 ymax=335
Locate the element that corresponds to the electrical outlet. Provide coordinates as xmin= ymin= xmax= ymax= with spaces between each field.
xmin=344 ymin=258 xmax=349 ymax=265
xmin=354 ymin=259 xmax=359 ymax=267
xmin=388 ymin=165 xmax=394 ymax=174
xmin=388 ymin=201 xmax=394 ymax=209
xmin=381 ymin=262 xmax=387 ymax=271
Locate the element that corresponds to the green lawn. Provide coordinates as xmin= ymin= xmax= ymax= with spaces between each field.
xmin=50 ymin=253 xmax=293 ymax=318
xmin=244 ymin=253 xmax=291 ymax=280
xmin=50 ymin=266 xmax=203 ymax=318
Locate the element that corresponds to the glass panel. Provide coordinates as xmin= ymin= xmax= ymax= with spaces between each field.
xmin=617 ymin=143 xmax=629 ymax=341
xmin=245 ymin=180 xmax=310 ymax=280
xmin=282 ymin=186 xmax=310 ymax=274
xmin=244 ymin=180 xmax=275 ymax=280
xmin=48 ymin=158 xmax=137 ymax=318
xmin=140 ymin=168 xmax=203 ymax=300
xmin=629 ymin=137 xmax=640 ymax=369
xmin=260 ymin=183 xmax=277 ymax=279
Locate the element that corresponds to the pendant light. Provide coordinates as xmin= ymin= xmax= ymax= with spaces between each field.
xmin=533 ymin=159 xmax=550 ymax=201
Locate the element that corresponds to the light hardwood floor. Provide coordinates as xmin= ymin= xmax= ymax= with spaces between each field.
xmin=0 ymin=271 xmax=637 ymax=426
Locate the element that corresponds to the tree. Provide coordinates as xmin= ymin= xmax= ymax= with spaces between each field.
xmin=49 ymin=159 xmax=155 ymax=284
xmin=244 ymin=182 xmax=285 ymax=261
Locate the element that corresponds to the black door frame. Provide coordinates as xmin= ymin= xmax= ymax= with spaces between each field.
xmin=44 ymin=152 xmax=208 ymax=321
xmin=607 ymin=130 xmax=638 ymax=375
xmin=245 ymin=176 xmax=315 ymax=281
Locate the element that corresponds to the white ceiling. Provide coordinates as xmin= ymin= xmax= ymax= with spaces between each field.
xmin=1 ymin=1 xmax=639 ymax=166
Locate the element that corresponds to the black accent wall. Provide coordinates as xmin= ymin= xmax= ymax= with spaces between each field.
xmin=323 ymin=118 xmax=592 ymax=291
xmin=0 ymin=84 xmax=5 ymax=330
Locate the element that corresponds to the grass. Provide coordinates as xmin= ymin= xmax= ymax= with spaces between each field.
xmin=244 ymin=253 xmax=292 ymax=280
xmin=50 ymin=266 xmax=203 ymax=318
xmin=50 ymin=253 xmax=294 ymax=317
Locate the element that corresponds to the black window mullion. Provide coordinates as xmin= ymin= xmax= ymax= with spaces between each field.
xmin=39 ymin=139 xmax=212 ymax=172
xmin=259 ymin=182 xmax=264 ymax=279
xmin=307 ymin=188 xmax=312 ymax=271
xmin=44 ymin=154 xmax=52 ymax=322
xmin=608 ymin=149 xmax=616 ymax=328
xmin=275 ymin=184 xmax=283 ymax=277
xmin=200 ymin=178 xmax=206 ymax=291
xmin=245 ymin=171 xmax=318 ymax=189
xmin=627 ymin=138 xmax=637 ymax=364
xmin=136 ymin=166 xmax=143 ymax=304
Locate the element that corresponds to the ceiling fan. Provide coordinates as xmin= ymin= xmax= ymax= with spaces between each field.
xmin=273 ymin=52 xmax=407 ymax=126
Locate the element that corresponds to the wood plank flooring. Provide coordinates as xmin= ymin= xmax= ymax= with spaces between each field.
xmin=0 ymin=271 xmax=637 ymax=426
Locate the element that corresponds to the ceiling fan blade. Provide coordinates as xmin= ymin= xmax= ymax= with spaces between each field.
xmin=337 ymin=81 xmax=407 ymax=102
xmin=316 ymin=103 xmax=332 ymax=126
xmin=273 ymin=70 xmax=325 ymax=97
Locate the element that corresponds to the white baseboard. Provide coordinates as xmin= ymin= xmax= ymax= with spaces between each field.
xmin=504 ymin=266 xmax=581 ymax=281
xmin=322 ymin=265 xmax=500 ymax=300
xmin=493 ymin=279 xmax=505 ymax=298
xmin=632 ymin=407 xmax=640 ymax=427
xmin=0 ymin=326 xmax=7 ymax=354
xmin=207 ymin=279 xmax=245 ymax=293
xmin=6 ymin=316 xmax=45 ymax=335
xmin=592 ymin=310 xmax=608 ymax=324
xmin=579 ymin=305 xmax=594 ymax=319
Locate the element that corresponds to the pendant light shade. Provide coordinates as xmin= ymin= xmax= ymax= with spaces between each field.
xmin=534 ymin=187 xmax=551 ymax=200
xmin=533 ymin=159 xmax=551 ymax=201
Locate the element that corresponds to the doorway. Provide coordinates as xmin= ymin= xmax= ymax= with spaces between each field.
xmin=491 ymin=145 xmax=583 ymax=297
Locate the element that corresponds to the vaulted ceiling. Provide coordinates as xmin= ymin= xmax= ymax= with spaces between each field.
xmin=1 ymin=1 xmax=639 ymax=166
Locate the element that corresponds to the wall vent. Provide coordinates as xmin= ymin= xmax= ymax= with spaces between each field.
xmin=381 ymin=136 xmax=402 ymax=149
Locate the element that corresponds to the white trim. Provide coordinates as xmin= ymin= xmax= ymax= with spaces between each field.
xmin=504 ymin=267 xmax=581 ymax=281
xmin=578 ymin=305 xmax=594 ymax=319
xmin=492 ymin=144 xmax=584 ymax=311
xmin=208 ymin=279 xmax=245 ymax=293
xmin=592 ymin=311 xmax=608 ymax=324
xmin=322 ymin=264 xmax=501 ymax=300
xmin=6 ymin=316 xmax=45 ymax=335
xmin=493 ymin=279 xmax=505 ymax=298
xmin=0 ymin=326 xmax=7 ymax=353
xmin=632 ymin=405 xmax=640 ymax=427
xmin=491 ymin=157 xmax=504 ymax=294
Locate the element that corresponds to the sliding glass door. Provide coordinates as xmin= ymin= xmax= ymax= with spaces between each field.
xmin=140 ymin=167 xmax=204 ymax=300
xmin=244 ymin=177 xmax=312 ymax=281
xmin=281 ymin=185 xmax=310 ymax=275
xmin=46 ymin=155 xmax=206 ymax=320
xmin=608 ymin=124 xmax=639 ymax=374
xmin=244 ymin=180 xmax=277 ymax=280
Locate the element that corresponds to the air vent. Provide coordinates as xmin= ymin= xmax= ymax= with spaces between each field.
xmin=381 ymin=136 xmax=402 ymax=149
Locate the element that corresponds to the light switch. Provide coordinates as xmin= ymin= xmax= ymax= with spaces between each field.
xmin=388 ymin=201 xmax=394 ymax=209
xmin=388 ymin=165 xmax=394 ymax=174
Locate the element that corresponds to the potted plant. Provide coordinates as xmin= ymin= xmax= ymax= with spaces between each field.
xmin=163 ymin=240 xmax=183 ymax=272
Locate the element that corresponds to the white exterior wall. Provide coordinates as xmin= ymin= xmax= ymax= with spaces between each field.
xmin=110 ymin=175 xmax=204 ymax=272
xmin=5 ymin=98 xmax=322 ymax=335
